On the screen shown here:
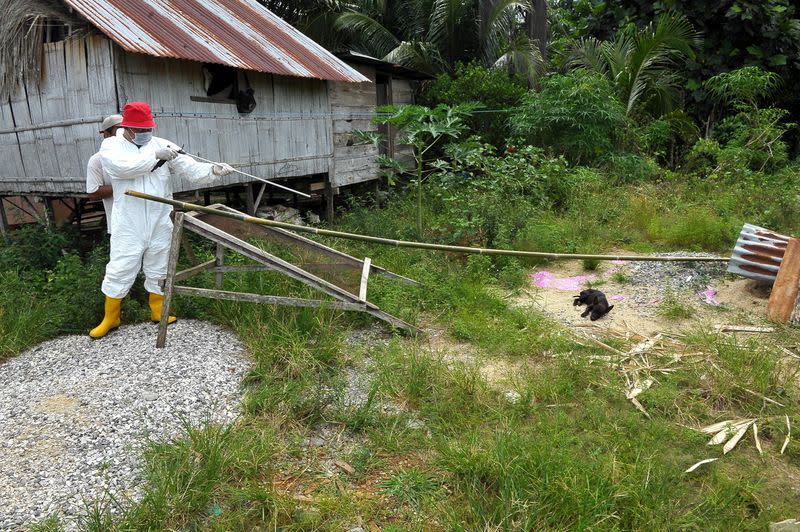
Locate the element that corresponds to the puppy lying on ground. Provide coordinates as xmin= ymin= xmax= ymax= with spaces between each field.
xmin=573 ymin=289 xmax=614 ymax=321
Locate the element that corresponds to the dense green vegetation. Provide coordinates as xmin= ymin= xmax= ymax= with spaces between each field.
xmin=6 ymin=2 xmax=800 ymax=529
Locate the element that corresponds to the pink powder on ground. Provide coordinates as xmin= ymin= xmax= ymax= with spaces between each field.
xmin=531 ymin=271 xmax=598 ymax=291
xmin=698 ymin=286 xmax=721 ymax=306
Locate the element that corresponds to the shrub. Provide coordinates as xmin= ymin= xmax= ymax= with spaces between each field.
xmin=424 ymin=62 xmax=528 ymax=147
xmin=430 ymin=142 xmax=587 ymax=246
xmin=603 ymin=153 xmax=661 ymax=183
xmin=510 ymin=71 xmax=628 ymax=164
xmin=0 ymin=223 xmax=70 ymax=273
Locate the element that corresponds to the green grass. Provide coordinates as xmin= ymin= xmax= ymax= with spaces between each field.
xmin=659 ymin=290 xmax=696 ymax=320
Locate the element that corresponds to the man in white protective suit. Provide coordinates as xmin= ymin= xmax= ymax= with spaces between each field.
xmin=89 ymin=101 xmax=234 ymax=339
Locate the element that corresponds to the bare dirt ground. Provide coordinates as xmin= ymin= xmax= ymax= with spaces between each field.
xmin=508 ymin=259 xmax=772 ymax=336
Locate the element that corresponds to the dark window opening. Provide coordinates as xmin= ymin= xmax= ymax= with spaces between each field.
xmin=41 ymin=19 xmax=73 ymax=43
xmin=191 ymin=64 xmax=257 ymax=114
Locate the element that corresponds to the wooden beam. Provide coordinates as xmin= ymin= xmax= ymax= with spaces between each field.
xmin=157 ymin=212 xmax=184 ymax=348
xmin=174 ymin=259 xmax=216 ymax=283
xmin=172 ymin=285 xmax=366 ymax=311
xmin=324 ymin=172 xmax=334 ymax=222
xmin=253 ymin=182 xmax=267 ymax=213
xmin=767 ymin=238 xmax=800 ymax=323
xmin=359 ymin=257 xmax=371 ymax=301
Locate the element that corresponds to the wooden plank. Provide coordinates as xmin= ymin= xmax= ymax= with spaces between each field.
xmin=768 ymin=238 xmax=800 ymax=322
xmin=333 ymin=118 xmax=376 ymax=134
xmin=174 ymin=258 xmax=216 ymax=283
xmin=157 ymin=212 xmax=184 ymax=348
xmin=334 ymin=144 xmax=377 ymax=159
xmin=359 ymin=257 xmax=371 ymax=301
xmin=173 ymin=285 xmax=366 ymax=311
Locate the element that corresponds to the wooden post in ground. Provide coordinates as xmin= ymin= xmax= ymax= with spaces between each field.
xmin=215 ymin=243 xmax=225 ymax=289
xmin=0 ymin=197 xmax=8 ymax=239
xmin=767 ymin=238 xmax=800 ymax=323
xmin=245 ymin=182 xmax=256 ymax=215
xmin=324 ymin=173 xmax=334 ymax=222
xmin=157 ymin=212 xmax=184 ymax=348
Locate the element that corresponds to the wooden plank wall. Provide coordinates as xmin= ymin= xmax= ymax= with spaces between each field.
xmin=115 ymin=51 xmax=333 ymax=194
xmin=328 ymin=65 xmax=379 ymax=188
xmin=0 ymin=34 xmax=116 ymax=195
xmin=391 ymin=78 xmax=415 ymax=167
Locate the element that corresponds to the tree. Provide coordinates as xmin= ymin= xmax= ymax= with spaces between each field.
xmin=356 ymin=104 xmax=475 ymax=234
xmin=309 ymin=0 xmax=548 ymax=85
xmin=565 ymin=0 xmax=800 ymax=144
xmin=567 ymin=11 xmax=701 ymax=117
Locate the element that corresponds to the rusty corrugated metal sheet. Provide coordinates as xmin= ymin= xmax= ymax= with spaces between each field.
xmin=727 ymin=224 xmax=791 ymax=283
xmin=61 ymin=0 xmax=370 ymax=83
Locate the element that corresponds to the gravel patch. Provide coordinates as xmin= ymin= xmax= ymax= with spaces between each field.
xmin=625 ymin=251 xmax=728 ymax=294
xmin=0 ymin=320 xmax=249 ymax=531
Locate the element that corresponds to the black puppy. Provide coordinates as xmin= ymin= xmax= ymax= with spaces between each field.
xmin=573 ymin=289 xmax=614 ymax=321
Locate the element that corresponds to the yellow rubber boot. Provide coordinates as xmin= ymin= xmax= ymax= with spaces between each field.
xmin=89 ymin=296 xmax=122 ymax=339
xmin=149 ymin=293 xmax=177 ymax=324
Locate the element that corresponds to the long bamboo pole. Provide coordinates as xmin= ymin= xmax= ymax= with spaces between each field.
xmin=125 ymin=190 xmax=731 ymax=263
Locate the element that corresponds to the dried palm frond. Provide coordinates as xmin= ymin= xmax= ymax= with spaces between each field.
xmin=0 ymin=0 xmax=88 ymax=99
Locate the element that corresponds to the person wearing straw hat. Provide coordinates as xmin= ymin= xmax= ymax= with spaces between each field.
xmin=89 ymin=101 xmax=234 ymax=339
xmin=86 ymin=114 xmax=122 ymax=234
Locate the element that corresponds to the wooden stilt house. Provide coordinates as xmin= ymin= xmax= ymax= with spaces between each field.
xmin=0 ymin=0 xmax=414 ymax=232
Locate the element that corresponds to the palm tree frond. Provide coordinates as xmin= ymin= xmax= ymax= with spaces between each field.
xmin=335 ymin=11 xmax=400 ymax=57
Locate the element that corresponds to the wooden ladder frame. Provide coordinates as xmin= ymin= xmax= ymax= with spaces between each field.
xmin=156 ymin=205 xmax=418 ymax=347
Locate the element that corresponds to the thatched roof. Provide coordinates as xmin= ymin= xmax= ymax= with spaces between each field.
xmin=0 ymin=0 xmax=88 ymax=99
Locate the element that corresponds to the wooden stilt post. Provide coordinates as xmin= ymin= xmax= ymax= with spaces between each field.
xmin=43 ymin=197 xmax=55 ymax=227
xmin=157 ymin=212 xmax=184 ymax=348
xmin=215 ymin=243 xmax=225 ymax=289
xmin=0 ymin=197 xmax=8 ymax=239
xmin=203 ymin=191 xmax=211 ymax=206
xmin=245 ymin=182 xmax=256 ymax=215
xmin=253 ymin=183 xmax=267 ymax=214
xmin=767 ymin=238 xmax=800 ymax=323
xmin=324 ymin=173 xmax=334 ymax=222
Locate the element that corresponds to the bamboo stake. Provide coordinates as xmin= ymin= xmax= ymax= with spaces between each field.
xmin=125 ymin=191 xmax=731 ymax=263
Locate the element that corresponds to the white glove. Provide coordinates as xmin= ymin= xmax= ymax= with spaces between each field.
xmin=155 ymin=147 xmax=179 ymax=161
xmin=212 ymin=163 xmax=235 ymax=176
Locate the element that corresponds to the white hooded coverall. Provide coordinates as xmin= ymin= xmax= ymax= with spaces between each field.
xmin=99 ymin=130 xmax=218 ymax=298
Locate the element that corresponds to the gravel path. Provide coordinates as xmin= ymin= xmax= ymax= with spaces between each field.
xmin=0 ymin=320 xmax=250 ymax=531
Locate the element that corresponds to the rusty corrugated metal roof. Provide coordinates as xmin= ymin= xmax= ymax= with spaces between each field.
xmin=727 ymin=224 xmax=790 ymax=283
xmin=61 ymin=0 xmax=370 ymax=83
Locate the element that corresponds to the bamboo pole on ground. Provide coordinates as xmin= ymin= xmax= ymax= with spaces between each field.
xmin=125 ymin=190 xmax=731 ymax=263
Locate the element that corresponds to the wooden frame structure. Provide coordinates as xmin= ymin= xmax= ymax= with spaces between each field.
xmin=156 ymin=205 xmax=417 ymax=347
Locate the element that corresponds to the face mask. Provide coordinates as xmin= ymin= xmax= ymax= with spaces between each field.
xmin=132 ymin=131 xmax=152 ymax=146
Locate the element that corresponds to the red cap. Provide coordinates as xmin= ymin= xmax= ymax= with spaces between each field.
xmin=120 ymin=102 xmax=156 ymax=128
